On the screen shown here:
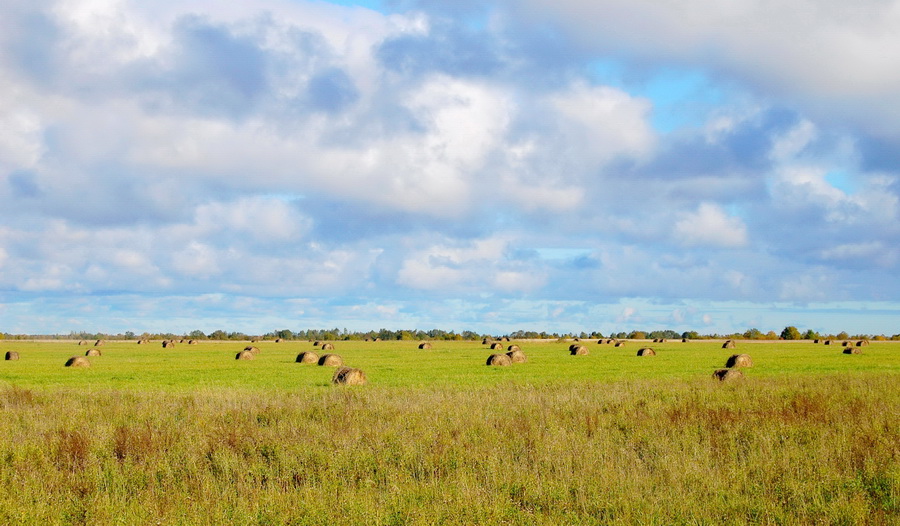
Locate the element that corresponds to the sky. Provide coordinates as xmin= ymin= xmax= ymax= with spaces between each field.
xmin=1 ymin=0 xmax=899 ymax=336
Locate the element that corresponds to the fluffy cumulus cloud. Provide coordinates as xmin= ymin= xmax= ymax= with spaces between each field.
xmin=0 ymin=0 xmax=898 ymax=334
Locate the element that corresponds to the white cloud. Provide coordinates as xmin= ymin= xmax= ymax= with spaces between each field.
xmin=522 ymin=0 xmax=900 ymax=139
xmin=673 ymin=203 xmax=748 ymax=248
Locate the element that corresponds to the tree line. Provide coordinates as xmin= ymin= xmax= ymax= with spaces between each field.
xmin=1 ymin=326 xmax=898 ymax=341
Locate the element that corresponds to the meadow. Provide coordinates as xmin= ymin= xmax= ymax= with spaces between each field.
xmin=0 ymin=339 xmax=897 ymax=524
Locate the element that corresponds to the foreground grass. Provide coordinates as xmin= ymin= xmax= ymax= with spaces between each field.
xmin=0 ymin=375 xmax=897 ymax=524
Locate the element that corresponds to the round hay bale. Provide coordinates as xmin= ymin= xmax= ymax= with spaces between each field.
xmin=235 ymin=350 xmax=254 ymax=360
xmin=85 ymin=348 xmax=101 ymax=357
xmin=296 ymin=351 xmax=319 ymax=364
xmin=652 ymin=338 xmax=659 ymax=343
xmin=637 ymin=348 xmax=656 ymax=356
xmin=501 ymin=337 xmax=510 ymax=342
xmin=489 ymin=342 xmax=504 ymax=350
xmin=332 ymin=366 xmax=367 ymax=386
xmin=842 ymin=341 xmax=851 ymax=347
xmin=725 ymin=354 xmax=753 ymax=368
xmin=251 ymin=338 xmax=260 ymax=343
xmin=179 ymin=339 xmax=185 ymax=343
xmin=722 ymin=340 xmax=736 ymax=349
xmin=814 ymin=339 xmax=820 ymax=344
xmin=856 ymin=340 xmax=869 ymax=347
xmin=136 ymin=340 xmax=145 ymax=345
xmin=320 ymin=343 xmax=335 ymax=351
xmin=244 ymin=346 xmax=260 ymax=354
xmin=614 ymin=342 xmax=626 ymax=347
xmin=95 ymin=340 xmax=104 ymax=346
xmin=5 ymin=351 xmax=19 ymax=361
xmin=506 ymin=349 xmax=527 ymax=363
xmin=482 ymin=338 xmax=493 ymax=345
xmin=596 ymin=339 xmax=604 ymax=344
xmin=568 ymin=343 xmax=580 ymax=352
xmin=507 ymin=344 xmax=521 ymax=352
xmin=275 ymin=338 xmax=283 ymax=343
xmin=658 ymin=339 xmax=666 ymax=343
xmin=824 ymin=340 xmax=833 ymax=345
xmin=318 ymin=354 xmax=343 ymax=367
xmin=65 ymin=356 xmax=90 ymax=367
xmin=712 ymin=368 xmax=743 ymax=381
xmin=373 ymin=338 xmax=382 ymax=342
xmin=313 ymin=341 xmax=322 ymax=346
xmin=188 ymin=339 xmax=198 ymax=345
xmin=570 ymin=345 xmax=589 ymax=356
xmin=418 ymin=342 xmax=432 ymax=350
xmin=486 ymin=353 xmax=512 ymax=366
xmin=78 ymin=340 xmax=87 ymax=346
xmin=843 ymin=348 xmax=862 ymax=355
xmin=162 ymin=340 xmax=176 ymax=349
xmin=682 ymin=338 xmax=690 ymax=343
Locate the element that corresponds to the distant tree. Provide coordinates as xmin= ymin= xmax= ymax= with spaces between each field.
xmin=189 ymin=330 xmax=207 ymax=340
xmin=682 ymin=331 xmax=700 ymax=340
xmin=802 ymin=329 xmax=819 ymax=340
xmin=764 ymin=331 xmax=778 ymax=340
xmin=743 ymin=328 xmax=762 ymax=340
xmin=836 ymin=331 xmax=849 ymax=340
xmin=780 ymin=326 xmax=802 ymax=340
xmin=275 ymin=329 xmax=294 ymax=340
xmin=628 ymin=331 xmax=646 ymax=339
xmin=208 ymin=330 xmax=228 ymax=340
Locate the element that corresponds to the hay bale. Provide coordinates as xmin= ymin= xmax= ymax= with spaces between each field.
xmin=824 ymin=340 xmax=833 ymax=345
xmin=637 ymin=348 xmax=656 ymax=356
xmin=244 ymin=346 xmax=260 ymax=354
xmin=652 ymin=338 xmax=659 ymax=343
xmin=814 ymin=339 xmax=820 ymax=344
xmin=188 ymin=340 xmax=198 ymax=345
xmin=506 ymin=349 xmax=527 ymax=363
xmin=682 ymin=338 xmax=689 ymax=343
xmin=65 ymin=356 xmax=90 ymax=367
xmin=722 ymin=340 xmax=736 ymax=349
xmin=725 ymin=354 xmax=753 ymax=368
xmin=320 ymin=343 xmax=335 ymax=351
xmin=570 ymin=345 xmax=589 ymax=356
xmin=418 ymin=342 xmax=432 ymax=350
xmin=856 ymin=340 xmax=869 ymax=347
xmin=4 ymin=351 xmax=19 ymax=361
xmin=318 ymin=354 xmax=343 ymax=367
xmin=486 ymin=353 xmax=512 ymax=366
xmin=843 ymin=348 xmax=862 ymax=355
xmin=374 ymin=338 xmax=382 ymax=342
xmin=78 ymin=340 xmax=87 ymax=346
xmin=482 ymin=338 xmax=493 ymax=345
xmin=235 ymin=350 xmax=254 ymax=360
xmin=275 ymin=338 xmax=283 ymax=343
xmin=489 ymin=342 xmax=504 ymax=350
xmin=842 ymin=341 xmax=851 ymax=347
xmin=596 ymin=339 xmax=604 ymax=344
xmin=614 ymin=342 xmax=626 ymax=347
xmin=712 ymin=368 xmax=743 ymax=381
xmin=313 ymin=341 xmax=322 ymax=346
xmin=296 ymin=351 xmax=319 ymax=364
xmin=85 ymin=349 xmax=102 ymax=357
xmin=332 ymin=367 xmax=367 ymax=386
xmin=501 ymin=337 xmax=510 ymax=342
xmin=658 ymin=339 xmax=666 ymax=343
xmin=162 ymin=340 xmax=176 ymax=349
xmin=507 ymin=344 xmax=521 ymax=352
xmin=95 ymin=340 xmax=104 ymax=346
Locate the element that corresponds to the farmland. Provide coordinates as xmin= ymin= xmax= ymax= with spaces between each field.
xmin=1 ymin=339 xmax=898 ymax=524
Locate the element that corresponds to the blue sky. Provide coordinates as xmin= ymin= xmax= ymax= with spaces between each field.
xmin=1 ymin=0 xmax=899 ymax=336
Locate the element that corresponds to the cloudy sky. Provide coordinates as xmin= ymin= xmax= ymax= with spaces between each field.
xmin=2 ymin=0 xmax=899 ymax=336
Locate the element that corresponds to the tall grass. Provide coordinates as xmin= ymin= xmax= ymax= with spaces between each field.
xmin=0 ymin=375 xmax=897 ymax=524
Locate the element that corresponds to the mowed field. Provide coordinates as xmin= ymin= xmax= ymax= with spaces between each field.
xmin=1 ymin=339 xmax=898 ymax=524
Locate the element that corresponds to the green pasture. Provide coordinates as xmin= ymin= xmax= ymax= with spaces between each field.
xmin=1 ymin=339 xmax=897 ymax=392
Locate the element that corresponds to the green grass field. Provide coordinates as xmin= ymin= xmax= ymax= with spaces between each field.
xmin=1 ymin=338 xmax=897 ymax=390
xmin=1 ymin=339 xmax=898 ymax=524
